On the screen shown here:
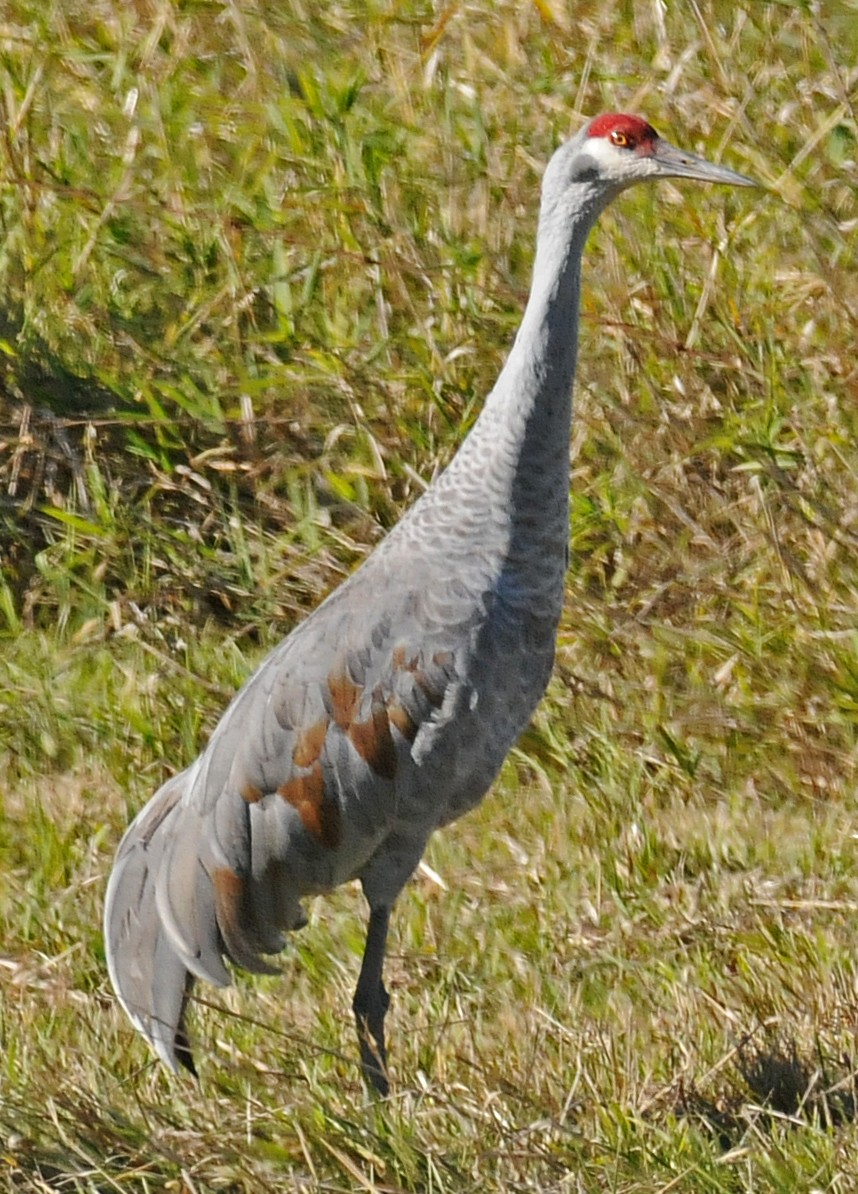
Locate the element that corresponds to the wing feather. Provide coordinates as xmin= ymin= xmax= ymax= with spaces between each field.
xmin=106 ymin=555 xmax=482 ymax=1069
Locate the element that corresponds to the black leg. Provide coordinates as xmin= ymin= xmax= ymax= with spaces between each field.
xmin=352 ymin=904 xmax=391 ymax=1095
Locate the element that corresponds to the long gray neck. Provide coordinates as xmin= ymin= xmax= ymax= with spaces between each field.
xmin=480 ymin=184 xmax=604 ymax=461
xmin=379 ymin=171 xmax=616 ymax=624
xmin=426 ymin=182 xmax=612 ymax=587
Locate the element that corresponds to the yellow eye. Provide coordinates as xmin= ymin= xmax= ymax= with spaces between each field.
xmin=611 ymin=130 xmax=630 ymax=148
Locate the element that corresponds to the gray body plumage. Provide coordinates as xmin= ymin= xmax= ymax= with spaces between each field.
xmin=105 ymin=115 xmax=754 ymax=1090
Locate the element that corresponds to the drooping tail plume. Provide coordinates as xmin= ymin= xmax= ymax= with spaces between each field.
xmin=104 ymin=772 xmax=199 ymax=1073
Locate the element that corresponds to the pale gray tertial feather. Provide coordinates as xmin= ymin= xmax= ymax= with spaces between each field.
xmin=104 ymin=113 xmax=754 ymax=1093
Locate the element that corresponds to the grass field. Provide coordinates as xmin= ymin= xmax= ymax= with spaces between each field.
xmin=2 ymin=0 xmax=858 ymax=1188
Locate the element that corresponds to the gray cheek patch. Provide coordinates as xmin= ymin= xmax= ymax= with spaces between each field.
xmin=568 ymin=153 xmax=600 ymax=183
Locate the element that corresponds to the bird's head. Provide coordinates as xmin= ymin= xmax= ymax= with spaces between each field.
xmin=545 ymin=113 xmax=756 ymax=203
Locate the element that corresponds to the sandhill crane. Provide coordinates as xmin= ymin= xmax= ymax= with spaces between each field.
xmin=105 ymin=113 xmax=754 ymax=1094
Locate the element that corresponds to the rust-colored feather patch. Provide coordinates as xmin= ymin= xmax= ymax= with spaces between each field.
xmin=240 ymin=782 xmax=263 ymax=804
xmin=388 ymin=702 xmax=419 ymax=744
xmin=212 ymin=867 xmax=278 ymax=974
xmin=410 ymin=664 xmax=446 ymax=709
xmin=328 ymin=669 xmax=361 ymax=729
xmin=293 ymin=719 xmax=329 ymax=768
xmin=278 ymin=761 xmax=341 ymax=849
xmin=213 ymin=867 xmax=245 ymax=934
xmin=349 ymin=688 xmax=397 ymax=780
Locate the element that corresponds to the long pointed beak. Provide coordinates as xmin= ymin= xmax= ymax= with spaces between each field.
xmin=653 ymin=138 xmax=758 ymax=187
